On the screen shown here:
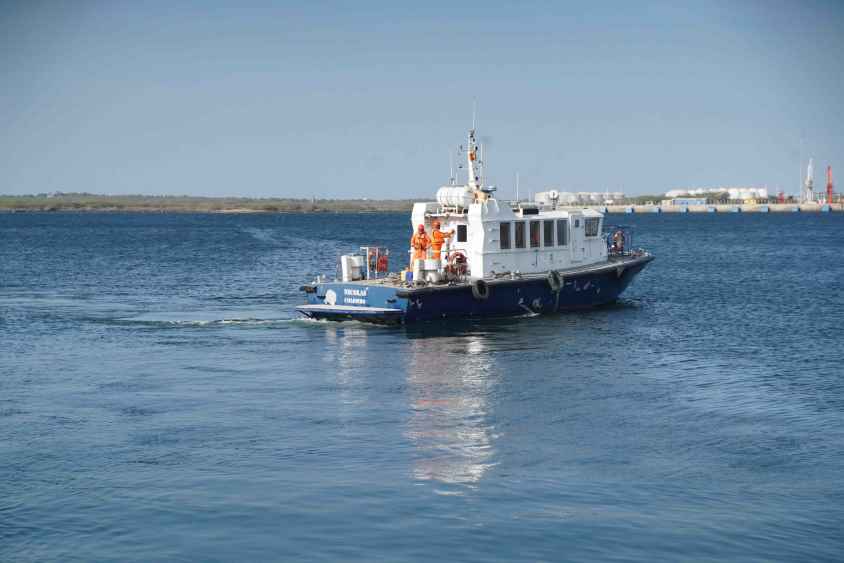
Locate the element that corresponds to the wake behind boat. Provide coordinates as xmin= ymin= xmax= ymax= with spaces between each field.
xmin=297 ymin=124 xmax=653 ymax=323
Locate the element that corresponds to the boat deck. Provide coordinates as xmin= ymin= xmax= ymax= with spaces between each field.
xmin=297 ymin=252 xmax=654 ymax=323
xmin=325 ymin=252 xmax=653 ymax=290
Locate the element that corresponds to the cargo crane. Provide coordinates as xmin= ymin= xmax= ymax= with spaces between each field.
xmin=803 ymin=158 xmax=814 ymax=203
xmin=827 ymin=166 xmax=834 ymax=204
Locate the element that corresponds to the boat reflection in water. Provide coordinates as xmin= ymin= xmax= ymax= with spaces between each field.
xmin=322 ymin=324 xmax=372 ymax=410
xmin=403 ymin=329 xmax=501 ymax=488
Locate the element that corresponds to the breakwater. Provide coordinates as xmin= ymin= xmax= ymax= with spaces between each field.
xmin=596 ymin=203 xmax=843 ymax=214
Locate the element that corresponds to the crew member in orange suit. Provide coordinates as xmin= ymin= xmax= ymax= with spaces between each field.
xmin=409 ymin=224 xmax=430 ymax=268
xmin=430 ymin=220 xmax=454 ymax=260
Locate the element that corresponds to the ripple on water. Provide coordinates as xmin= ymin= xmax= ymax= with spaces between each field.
xmin=2 ymin=212 xmax=843 ymax=561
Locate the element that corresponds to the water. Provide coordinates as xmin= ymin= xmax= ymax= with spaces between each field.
xmin=2 ymin=212 xmax=843 ymax=562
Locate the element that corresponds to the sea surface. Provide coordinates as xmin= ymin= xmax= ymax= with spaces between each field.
xmin=1 ymin=212 xmax=843 ymax=562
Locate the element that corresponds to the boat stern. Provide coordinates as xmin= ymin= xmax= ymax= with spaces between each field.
xmin=297 ymin=281 xmax=408 ymax=323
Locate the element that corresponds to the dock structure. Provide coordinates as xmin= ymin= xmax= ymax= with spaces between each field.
xmin=596 ymin=203 xmax=843 ymax=214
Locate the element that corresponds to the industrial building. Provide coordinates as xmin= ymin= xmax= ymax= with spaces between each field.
xmin=541 ymin=191 xmax=625 ymax=205
xmin=664 ymin=187 xmax=769 ymax=204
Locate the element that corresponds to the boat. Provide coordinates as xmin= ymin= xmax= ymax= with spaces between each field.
xmin=297 ymin=124 xmax=654 ymax=324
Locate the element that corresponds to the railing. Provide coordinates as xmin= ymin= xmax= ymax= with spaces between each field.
xmin=360 ymin=246 xmax=390 ymax=279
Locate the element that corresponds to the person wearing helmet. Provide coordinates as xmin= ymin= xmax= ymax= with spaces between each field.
xmin=430 ymin=220 xmax=454 ymax=260
xmin=409 ymin=224 xmax=430 ymax=268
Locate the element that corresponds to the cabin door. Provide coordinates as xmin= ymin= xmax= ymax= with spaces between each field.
xmin=570 ymin=218 xmax=587 ymax=262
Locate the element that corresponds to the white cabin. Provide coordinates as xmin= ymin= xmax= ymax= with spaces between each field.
xmin=409 ymin=127 xmax=608 ymax=280
xmin=411 ymin=199 xmax=607 ymax=279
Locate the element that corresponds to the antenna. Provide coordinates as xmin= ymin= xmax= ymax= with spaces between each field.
xmin=472 ymin=99 xmax=477 ymax=131
xmin=449 ymin=150 xmax=455 ymax=185
xmin=515 ymin=171 xmax=520 ymax=202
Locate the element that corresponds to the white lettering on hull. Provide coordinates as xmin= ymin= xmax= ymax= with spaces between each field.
xmin=343 ymin=287 xmax=368 ymax=305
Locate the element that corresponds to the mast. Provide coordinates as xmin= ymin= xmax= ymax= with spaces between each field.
xmin=465 ymin=100 xmax=483 ymax=192
xmin=467 ymin=127 xmax=482 ymax=191
xmin=480 ymin=143 xmax=485 ymax=187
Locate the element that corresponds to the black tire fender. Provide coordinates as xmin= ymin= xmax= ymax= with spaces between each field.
xmin=471 ymin=279 xmax=490 ymax=300
xmin=547 ymin=270 xmax=563 ymax=292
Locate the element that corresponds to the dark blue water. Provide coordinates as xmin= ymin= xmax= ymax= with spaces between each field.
xmin=2 ymin=212 xmax=843 ymax=562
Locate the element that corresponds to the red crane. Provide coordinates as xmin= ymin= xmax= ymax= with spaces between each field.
xmin=828 ymin=166 xmax=834 ymax=205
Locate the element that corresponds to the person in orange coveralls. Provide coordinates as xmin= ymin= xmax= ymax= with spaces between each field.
xmin=409 ymin=224 xmax=430 ymax=268
xmin=430 ymin=220 xmax=454 ymax=260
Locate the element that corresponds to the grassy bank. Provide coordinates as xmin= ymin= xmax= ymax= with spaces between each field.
xmin=0 ymin=194 xmax=418 ymax=213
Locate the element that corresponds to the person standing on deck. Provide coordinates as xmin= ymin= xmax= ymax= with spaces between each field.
xmin=612 ymin=229 xmax=624 ymax=254
xmin=430 ymin=220 xmax=454 ymax=260
xmin=410 ymin=224 xmax=430 ymax=269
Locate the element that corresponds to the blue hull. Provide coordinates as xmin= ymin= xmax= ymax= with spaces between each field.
xmin=298 ymin=254 xmax=653 ymax=324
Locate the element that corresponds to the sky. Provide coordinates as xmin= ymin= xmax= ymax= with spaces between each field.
xmin=1 ymin=0 xmax=842 ymax=198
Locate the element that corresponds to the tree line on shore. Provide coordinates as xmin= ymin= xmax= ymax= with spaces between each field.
xmin=4 ymin=192 xmax=735 ymax=213
xmin=0 ymin=193 xmax=418 ymax=213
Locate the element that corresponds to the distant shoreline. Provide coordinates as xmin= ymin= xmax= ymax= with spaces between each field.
xmin=3 ymin=194 xmax=840 ymax=214
xmin=0 ymin=194 xmax=418 ymax=214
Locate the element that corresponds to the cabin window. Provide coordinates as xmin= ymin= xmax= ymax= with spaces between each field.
xmin=499 ymin=222 xmax=511 ymax=249
xmin=556 ymin=219 xmax=568 ymax=246
xmin=529 ymin=221 xmax=541 ymax=248
xmin=585 ymin=217 xmax=600 ymax=237
xmin=456 ymin=224 xmax=468 ymax=242
xmin=574 ymin=219 xmax=580 ymax=228
xmin=543 ymin=220 xmax=554 ymax=247
xmin=515 ymin=222 xmax=526 ymax=248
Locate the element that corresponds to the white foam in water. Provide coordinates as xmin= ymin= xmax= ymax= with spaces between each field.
xmin=123 ymin=309 xmax=293 ymax=326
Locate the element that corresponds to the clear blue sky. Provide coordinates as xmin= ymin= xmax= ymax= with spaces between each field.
xmin=2 ymin=0 xmax=842 ymax=198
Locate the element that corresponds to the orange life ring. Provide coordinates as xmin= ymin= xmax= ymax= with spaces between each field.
xmin=376 ymin=255 xmax=389 ymax=272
